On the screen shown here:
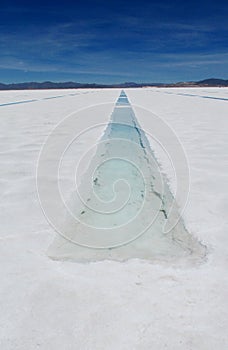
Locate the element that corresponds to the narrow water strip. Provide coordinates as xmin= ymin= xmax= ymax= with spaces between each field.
xmin=48 ymin=90 xmax=206 ymax=264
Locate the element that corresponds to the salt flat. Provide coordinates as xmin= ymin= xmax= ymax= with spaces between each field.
xmin=0 ymin=88 xmax=227 ymax=349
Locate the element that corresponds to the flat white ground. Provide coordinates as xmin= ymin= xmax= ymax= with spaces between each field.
xmin=0 ymin=88 xmax=227 ymax=349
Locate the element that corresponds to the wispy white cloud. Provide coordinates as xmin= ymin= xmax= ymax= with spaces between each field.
xmin=0 ymin=1 xmax=227 ymax=83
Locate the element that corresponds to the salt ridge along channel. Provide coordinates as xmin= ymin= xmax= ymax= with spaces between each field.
xmin=48 ymin=90 xmax=206 ymax=264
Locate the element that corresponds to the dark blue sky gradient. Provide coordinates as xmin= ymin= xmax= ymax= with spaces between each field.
xmin=0 ymin=0 xmax=227 ymax=83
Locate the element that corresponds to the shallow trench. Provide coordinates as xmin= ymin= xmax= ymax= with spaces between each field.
xmin=48 ymin=91 xmax=206 ymax=264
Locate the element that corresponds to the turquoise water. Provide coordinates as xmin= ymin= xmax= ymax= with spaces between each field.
xmin=163 ymin=91 xmax=228 ymax=101
xmin=0 ymin=93 xmax=80 ymax=107
xmin=49 ymin=90 xmax=206 ymax=263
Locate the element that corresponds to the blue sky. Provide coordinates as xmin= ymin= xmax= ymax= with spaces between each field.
xmin=0 ymin=0 xmax=227 ymax=83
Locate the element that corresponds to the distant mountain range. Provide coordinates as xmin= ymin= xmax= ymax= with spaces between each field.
xmin=0 ymin=78 xmax=227 ymax=90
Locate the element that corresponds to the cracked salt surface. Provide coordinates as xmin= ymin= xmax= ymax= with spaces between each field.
xmin=49 ymin=91 xmax=206 ymax=264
